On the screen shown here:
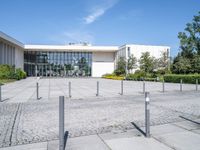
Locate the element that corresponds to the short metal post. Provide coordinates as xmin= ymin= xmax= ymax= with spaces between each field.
xmin=145 ymin=92 xmax=150 ymax=138
xmin=196 ymin=79 xmax=198 ymax=91
xmin=162 ymin=80 xmax=165 ymax=92
xmin=121 ymin=80 xmax=123 ymax=95
xmin=96 ymin=81 xmax=99 ymax=96
xmin=180 ymin=79 xmax=182 ymax=92
xmin=36 ymin=82 xmax=39 ymax=100
xmin=59 ymin=96 xmax=65 ymax=150
xmin=143 ymin=81 xmax=145 ymax=94
xmin=69 ymin=82 xmax=71 ymax=98
xmin=0 ymin=85 xmax=2 ymax=102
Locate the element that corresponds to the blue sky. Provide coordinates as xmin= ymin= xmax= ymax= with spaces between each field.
xmin=0 ymin=0 xmax=200 ymax=56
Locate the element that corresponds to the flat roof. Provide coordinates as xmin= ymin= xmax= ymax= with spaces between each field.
xmin=119 ymin=44 xmax=170 ymax=49
xmin=24 ymin=45 xmax=119 ymax=52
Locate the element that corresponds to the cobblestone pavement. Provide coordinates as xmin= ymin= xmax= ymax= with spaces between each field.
xmin=0 ymin=78 xmax=200 ymax=148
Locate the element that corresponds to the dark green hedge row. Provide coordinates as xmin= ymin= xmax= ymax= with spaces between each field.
xmin=164 ymin=74 xmax=200 ymax=84
xmin=0 ymin=65 xmax=26 ymax=80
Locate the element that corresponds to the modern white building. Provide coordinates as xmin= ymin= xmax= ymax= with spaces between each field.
xmin=0 ymin=31 xmax=170 ymax=77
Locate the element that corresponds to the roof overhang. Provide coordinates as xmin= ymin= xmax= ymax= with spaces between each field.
xmin=0 ymin=31 xmax=24 ymax=48
xmin=24 ymin=45 xmax=119 ymax=52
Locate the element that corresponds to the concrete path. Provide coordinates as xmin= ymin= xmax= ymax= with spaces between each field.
xmin=1 ymin=118 xmax=199 ymax=150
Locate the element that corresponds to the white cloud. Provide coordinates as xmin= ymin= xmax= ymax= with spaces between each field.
xmin=84 ymin=8 xmax=105 ymax=24
xmin=84 ymin=0 xmax=119 ymax=24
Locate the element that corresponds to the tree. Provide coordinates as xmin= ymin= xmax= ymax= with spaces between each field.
xmin=172 ymin=55 xmax=191 ymax=74
xmin=139 ymin=52 xmax=155 ymax=73
xmin=114 ymin=57 xmax=126 ymax=75
xmin=172 ymin=11 xmax=200 ymax=74
xmin=127 ymin=54 xmax=137 ymax=73
xmin=192 ymin=54 xmax=200 ymax=73
xmin=178 ymin=11 xmax=200 ymax=58
xmin=158 ymin=51 xmax=169 ymax=69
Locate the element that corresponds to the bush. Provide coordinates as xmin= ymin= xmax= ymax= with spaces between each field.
xmin=15 ymin=68 xmax=27 ymax=80
xmin=0 ymin=64 xmax=26 ymax=80
xmin=0 ymin=65 xmax=15 ymax=79
xmin=126 ymin=70 xmax=156 ymax=81
xmin=102 ymin=73 xmax=124 ymax=80
xmin=164 ymin=74 xmax=200 ymax=84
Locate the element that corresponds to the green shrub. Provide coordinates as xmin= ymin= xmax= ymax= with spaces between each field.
xmin=164 ymin=74 xmax=200 ymax=84
xmin=15 ymin=68 xmax=27 ymax=80
xmin=0 ymin=65 xmax=15 ymax=79
xmin=126 ymin=70 xmax=157 ymax=81
xmin=0 ymin=65 xmax=26 ymax=80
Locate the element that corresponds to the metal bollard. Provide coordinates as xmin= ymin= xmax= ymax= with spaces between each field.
xmin=59 ymin=96 xmax=65 ymax=150
xmin=145 ymin=92 xmax=150 ymax=138
xmin=121 ymin=80 xmax=123 ymax=95
xmin=96 ymin=81 xmax=99 ymax=96
xmin=180 ymin=79 xmax=183 ymax=92
xmin=162 ymin=80 xmax=165 ymax=92
xmin=69 ymin=82 xmax=71 ymax=98
xmin=196 ymin=79 xmax=198 ymax=91
xmin=36 ymin=82 xmax=39 ymax=100
xmin=143 ymin=81 xmax=145 ymax=94
xmin=0 ymin=85 xmax=2 ymax=102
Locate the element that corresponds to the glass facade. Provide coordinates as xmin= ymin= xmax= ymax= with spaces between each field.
xmin=24 ymin=51 xmax=92 ymax=77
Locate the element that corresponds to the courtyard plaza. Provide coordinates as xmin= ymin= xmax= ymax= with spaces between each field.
xmin=0 ymin=78 xmax=199 ymax=150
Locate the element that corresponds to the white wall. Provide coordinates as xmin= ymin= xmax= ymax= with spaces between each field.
xmin=15 ymin=47 xmax=24 ymax=69
xmin=92 ymin=52 xmax=115 ymax=77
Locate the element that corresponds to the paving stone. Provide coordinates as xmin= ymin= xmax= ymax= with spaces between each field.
xmin=105 ymin=136 xmax=172 ymax=150
xmin=154 ymin=130 xmax=200 ymax=150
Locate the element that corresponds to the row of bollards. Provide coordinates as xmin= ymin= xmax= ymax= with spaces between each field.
xmin=35 ymin=79 xmax=199 ymax=101
xmin=143 ymin=79 xmax=199 ymax=93
xmin=67 ymin=79 xmax=199 ymax=98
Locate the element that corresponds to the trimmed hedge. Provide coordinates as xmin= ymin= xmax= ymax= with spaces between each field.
xmin=102 ymin=73 xmax=124 ymax=80
xmin=0 ymin=64 xmax=26 ymax=80
xmin=164 ymin=74 xmax=200 ymax=84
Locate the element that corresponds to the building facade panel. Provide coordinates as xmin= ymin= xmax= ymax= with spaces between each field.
xmin=15 ymin=47 xmax=24 ymax=68
xmin=92 ymin=52 xmax=115 ymax=77
xmin=92 ymin=62 xmax=114 ymax=77
xmin=0 ymin=38 xmax=20 ymax=67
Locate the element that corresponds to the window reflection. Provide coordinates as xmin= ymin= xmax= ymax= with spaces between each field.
xmin=24 ymin=51 xmax=92 ymax=77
